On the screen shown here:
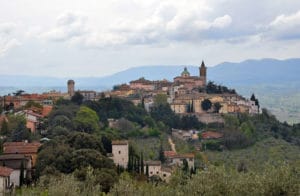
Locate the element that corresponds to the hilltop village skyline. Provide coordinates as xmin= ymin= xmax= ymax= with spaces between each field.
xmin=1 ymin=61 xmax=259 ymax=125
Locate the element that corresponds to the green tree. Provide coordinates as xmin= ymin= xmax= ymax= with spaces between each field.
xmin=8 ymin=115 xmax=30 ymax=142
xmin=201 ymin=99 xmax=212 ymax=111
xmin=158 ymin=143 xmax=165 ymax=163
xmin=71 ymin=92 xmax=84 ymax=105
xmin=24 ymin=100 xmax=43 ymax=109
xmin=154 ymin=94 xmax=168 ymax=106
xmin=140 ymin=152 xmax=144 ymax=174
xmin=0 ymin=120 xmax=9 ymax=135
xmin=74 ymin=106 xmax=100 ymax=133
xmin=67 ymin=132 xmax=105 ymax=155
xmin=19 ymin=160 xmax=25 ymax=187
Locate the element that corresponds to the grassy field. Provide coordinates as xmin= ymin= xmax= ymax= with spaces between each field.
xmin=205 ymin=137 xmax=300 ymax=171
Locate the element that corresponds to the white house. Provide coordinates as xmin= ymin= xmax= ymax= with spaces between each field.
xmin=0 ymin=166 xmax=13 ymax=194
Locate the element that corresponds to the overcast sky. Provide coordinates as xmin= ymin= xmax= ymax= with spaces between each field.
xmin=1 ymin=0 xmax=300 ymax=77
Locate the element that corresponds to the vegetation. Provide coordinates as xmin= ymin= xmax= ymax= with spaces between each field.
xmin=0 ymin=93 xmax=298 ymax=195
xmin=201 ymin=99 xmax=212 ymax=111
xmin=204 ymin=81 xmax=236 ymax=94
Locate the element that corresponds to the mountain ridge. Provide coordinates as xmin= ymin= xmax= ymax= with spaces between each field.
xmin=0 ymin=58 xmax=299 ymax=91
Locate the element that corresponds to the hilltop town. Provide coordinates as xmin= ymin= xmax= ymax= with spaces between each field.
xmin=0 ymin=62 xmax=298 ymax=195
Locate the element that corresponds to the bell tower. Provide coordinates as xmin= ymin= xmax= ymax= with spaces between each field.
xmin=199 ymin=61 xmax=207 ymax=86
xmin=67 ymin=79 xmax=75 ymax=97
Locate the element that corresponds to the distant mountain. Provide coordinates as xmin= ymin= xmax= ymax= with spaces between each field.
xmin=1 ymin=58 xmax=300 ymax=123
xmin=1 ymin=58 xmax=300 ymax=94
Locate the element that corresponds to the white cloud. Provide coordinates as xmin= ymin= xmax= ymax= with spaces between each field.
xmin=39 ymin=2 xmax=232 ymax=47
xmin=267 ymin=10 xmax=300 ymax=39
xmin=41 ymin=11 xmax=88 ymax=41
xmin=0 ymin=23 xmax=21 ymax=56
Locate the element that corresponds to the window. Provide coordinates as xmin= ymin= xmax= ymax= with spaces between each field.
xmin=156 ymin=171 xmax=159 ymax=174
xmin=119 ymin=151 xmax=121 ymax=154
xmin=163 ymin=174 xmax=166 ymax=177
xmin=150 ymin=171 xmax=153 ymax=174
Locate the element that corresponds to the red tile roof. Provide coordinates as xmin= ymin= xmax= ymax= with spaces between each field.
xmin=3 ymin=142 xmax=42 ymax=154
xmin=164 ymin=151 xmax=176 ymax=157
xmin=0 ymin=166 xmax=13 ymax=177
xmin=201 ymin=131 xmax=223 ymax=139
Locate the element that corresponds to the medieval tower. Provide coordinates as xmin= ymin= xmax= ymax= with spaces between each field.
xmin=112 ymin=140 xmax=129 ymax=168
xmin=199 ymin=61 xmax=207 ymax=86
xmin=67 ymin=79 xmax=75 ymax=97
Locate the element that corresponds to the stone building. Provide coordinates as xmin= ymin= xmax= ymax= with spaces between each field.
xmin=173 ymin=61 xmax=207 ymax=92
xmin=111 ymin=140 xmax=129 ymax=169
xmin=67 ymin=80 xmax=75 ymax=97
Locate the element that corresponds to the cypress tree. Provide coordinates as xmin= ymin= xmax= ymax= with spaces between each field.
xmin=19 ymin=160 xmax=24 ymax=186
xmin=140 ymin=152 xmax=144 ymax=174
xmin=159 ymin=143 xmax=165 ymax=163
xmin=146 ymin=164 xmax=149 ymax=176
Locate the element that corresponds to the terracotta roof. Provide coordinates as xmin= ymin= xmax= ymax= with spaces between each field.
xmin=164 ymin=151 xmax=177 ymax=157
xmin=0 ymin=154 xmax=29 ymax=160
xmin=144 ymin=161 xmax=161 ymax=166
xmin=3 ymin=142 xmax=42 ymax=154
xmin=111 ymin=140 xmax=128 ymax=145
xmin=201 ymin=131 xmax=223 ymax=139
xmin=0 ymin=166 xmax=13 ymax=177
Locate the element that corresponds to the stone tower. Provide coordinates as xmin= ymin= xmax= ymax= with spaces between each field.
xmin=112 ymin=140 xmax=128 ymax=168
xmin=67 ymin=79 xmax=75 ymax=97
xmin=199 ymin=61 xmax=207 ymax=86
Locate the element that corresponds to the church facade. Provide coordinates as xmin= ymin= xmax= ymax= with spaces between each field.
xmin=173 ymin=61 xmax=207 ymax=91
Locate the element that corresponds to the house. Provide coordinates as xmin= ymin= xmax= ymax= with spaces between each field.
xmin=24 ymin=110 xmax=43 ymax=133
xmin=78 ymin=90 xmax=97 ymax=101
xmin=165 ymin=152 xmax=195 ymax=169
xmin=3 ymin=142 xmax=41 ymax=167
xmin=144 ymin=161 xmax=172 ymax=182
xmin=129 ymin=78 xmax=154 ymax=91
xmin=144 ymin=161 xmax=161 ymax=177
xmin=0 ymin=166 xmax=13 ymax=194
xmin=111 ymin=140 xmax=129 ymax=169
xmin=0 ymin=154 xmax=31 ymax=187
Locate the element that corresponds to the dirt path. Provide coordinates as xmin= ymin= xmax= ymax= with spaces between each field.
xmin=168 ymin=137 xmax=176 ymax=153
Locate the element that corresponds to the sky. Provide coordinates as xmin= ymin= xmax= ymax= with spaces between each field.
xmin=1 ymin=0 xmax=300 ymax=77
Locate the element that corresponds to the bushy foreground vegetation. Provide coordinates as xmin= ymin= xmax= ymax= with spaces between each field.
xmin=20 ymin=163 xmax=299 ymax=196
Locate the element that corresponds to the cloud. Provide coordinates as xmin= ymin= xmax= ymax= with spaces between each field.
xmin=267 ymin=10 xmax=300 ymax=39
xmin=0 ymin=23 xmax=21 ymax=56
xmin=40 ymin=2 xmax=233 ymax=48
xmin=41 ymin=11 xmax=88 ymax=41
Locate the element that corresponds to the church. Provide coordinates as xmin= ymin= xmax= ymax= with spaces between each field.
xmin=173 ymin=61 xmax=207 ymax=91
